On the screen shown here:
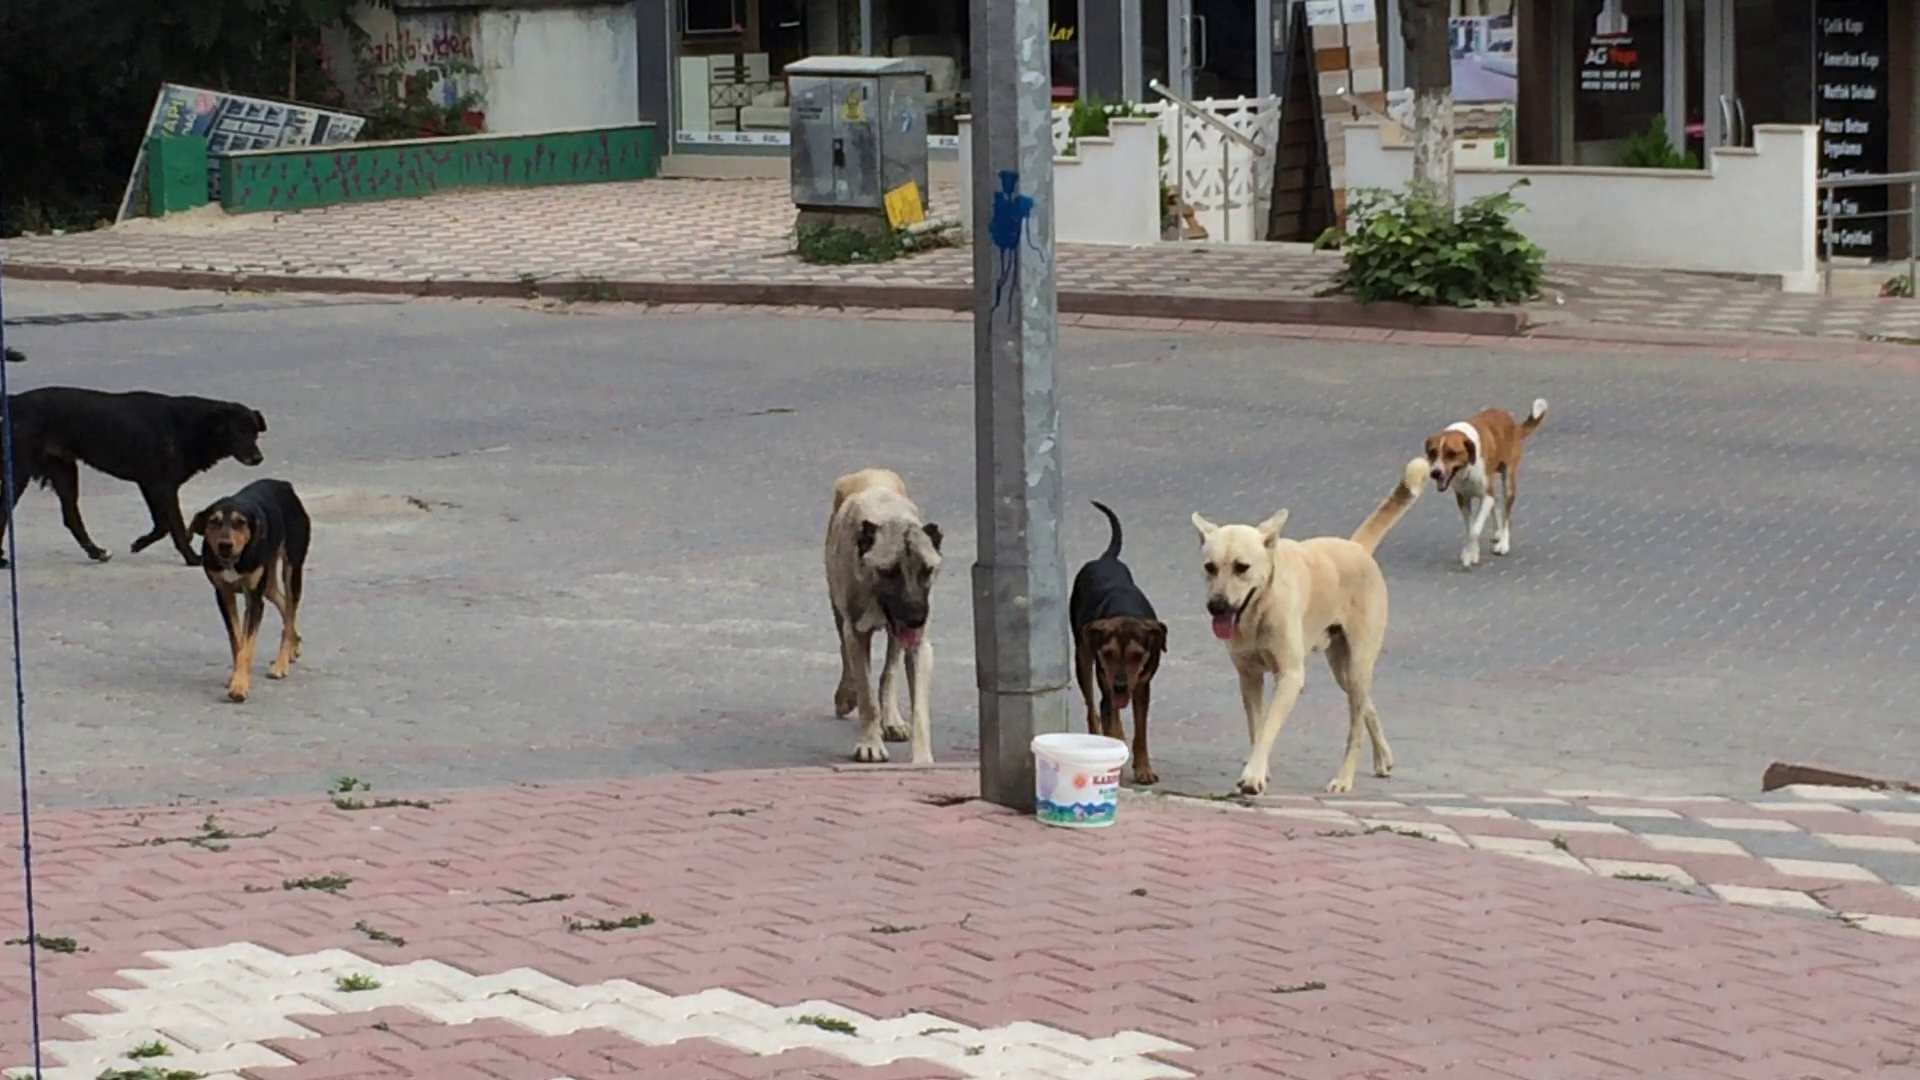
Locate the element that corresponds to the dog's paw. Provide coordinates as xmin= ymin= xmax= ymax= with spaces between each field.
xmin=266 ymin=663 xmax=289 ymax=680
xmin=1324 ymin=776 xmax=1354 ymax=794
xmin=1132 ymin=763 xmax=1160 ymax=786
xmin=1234 ymin=772 xmax=1268 ymax=796
xmin=226 ymin=684 xmax=250 ymax=703
xmin=881 ymin=718 xmax=911 ymax=743
xmin=853 ymin=741 xmax=890 ymax=764
xmin=1492 ymin=536 xmax=1511 ymax=556
xmin=89 ymin=549 xmax=114 ymax=564
xmin=179 ymin=553 xmax=199 ymax=567
xmin=1459 ymin=549 xmax=1479 ymax=569
xmin=833 ymin=683 xmax=857 ymax=718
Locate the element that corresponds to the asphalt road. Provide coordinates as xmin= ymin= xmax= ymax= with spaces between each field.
xmin=0 ymin=281 xmax=1914 ymax=808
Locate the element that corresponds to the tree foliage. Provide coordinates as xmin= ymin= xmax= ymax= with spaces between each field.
xmin=0 ymin=0 xmax=360 ymax=235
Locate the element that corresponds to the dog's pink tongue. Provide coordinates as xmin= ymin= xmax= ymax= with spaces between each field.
xmin=1113 ymin=693 xmax=1131 ymax=710
xmin=1211 ymin=614 xmax=1236 ymax=640
xmin=895 ymin=626 xmax=924 ymax=649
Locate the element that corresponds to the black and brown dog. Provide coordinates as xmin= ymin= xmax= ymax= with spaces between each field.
xmin=190 ymin=479 xmax=311 ymax=703
xmin=1069 ymin=500 xmax=1169 ymax=785
xmin=2 ymin=386 xmax=267 ymax=567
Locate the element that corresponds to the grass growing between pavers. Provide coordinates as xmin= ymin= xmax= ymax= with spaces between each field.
xmin=791 ymin=1014 xmax=857 ymax=1036
xmin=87 ymin=1066 xmax=206 ymax=1080
xmin=564 ymin=913 xmax=655 ymax=933
xmin=115 ymin=813 xmax=275 ymax=852
xmin=267 ymin=874 xmax=352 ymax=894
xmin=354 ymin=920 xmax=407 ymax=947
xmin=5 ymin=934 xmax=85 ymax=954
xmin=328 ymin=776 xmax=433 ymax=812
xmin=127 ymin=1041 xmax=171 ymax=1059
xmin=335 ymin=973 xmax=381 ymax=992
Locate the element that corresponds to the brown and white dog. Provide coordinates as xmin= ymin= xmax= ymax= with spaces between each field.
xmin=1422 ymin=398 xmax=1549 ymax=569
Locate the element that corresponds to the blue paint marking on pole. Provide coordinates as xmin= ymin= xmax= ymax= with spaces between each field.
xmin=989 ymin=169 xmax=1043 ymax=315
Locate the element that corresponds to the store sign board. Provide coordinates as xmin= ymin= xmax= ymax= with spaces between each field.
xmin=1815 ymin=0 xmax=1890 ymax=259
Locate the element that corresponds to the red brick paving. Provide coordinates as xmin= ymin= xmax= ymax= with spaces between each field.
xmin=2 ymin=767 xmax=1919 ymax=1079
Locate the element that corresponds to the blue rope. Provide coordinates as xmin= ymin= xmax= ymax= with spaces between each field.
xmin=0 ymin=204 xmax=48 ymax=1079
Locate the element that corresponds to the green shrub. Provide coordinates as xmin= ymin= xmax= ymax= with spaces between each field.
xmin=1618 ymin=115 xmax=1699 ymax=169
xmin=794 ymin=224 xmax=904 ymax=265
xmin=1331 ymin=182 xmax=1545 ymax=307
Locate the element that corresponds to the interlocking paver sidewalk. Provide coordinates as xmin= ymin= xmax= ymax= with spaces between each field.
xmin=8 ymin=178 xmax=1920 ymax=345
xmin=3 ymin=767 xmax=1918 ymax=1079
xmin=1192 ymin=785 xmax=1920 ymax=937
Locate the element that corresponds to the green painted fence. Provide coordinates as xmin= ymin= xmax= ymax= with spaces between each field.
xmin=217 ymin=124 xmax=658 ymax=214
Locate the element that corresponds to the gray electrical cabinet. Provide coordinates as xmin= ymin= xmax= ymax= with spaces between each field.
xmin=786 ymin=56 xmax=929 ymax=213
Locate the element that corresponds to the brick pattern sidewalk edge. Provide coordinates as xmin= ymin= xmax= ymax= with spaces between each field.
xmin=0 ymin=261 xmax=1528 ymax=336
xmin=12 ymin=261 xmax=1920 ymax=368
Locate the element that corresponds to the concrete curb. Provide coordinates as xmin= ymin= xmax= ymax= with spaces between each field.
xmin=1 ymin=261 xmax=1532 ymax=337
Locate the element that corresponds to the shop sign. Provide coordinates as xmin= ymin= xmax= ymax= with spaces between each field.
xmin=1579 ymin=34 xmax=1642 ymax=95
xmin=1815 ymin=0 xmax=1890 ymax=259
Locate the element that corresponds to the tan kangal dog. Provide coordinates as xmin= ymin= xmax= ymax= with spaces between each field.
xmin=1192 ymin=458 xmax=1428 ymax=795
xmin=1423 ymin=398 xmax=1549 ymax=569
xmin=824 ymin=468 xmax=944 ymax=765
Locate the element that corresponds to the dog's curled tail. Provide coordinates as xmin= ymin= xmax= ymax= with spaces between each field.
xmin=1351 ymin=457 xmax=1429 ymax=556
xmin=1520 ymin=397 xmax=1549 ymax=438
xmin=1090 ymin=500 xmax=1124 ymax=560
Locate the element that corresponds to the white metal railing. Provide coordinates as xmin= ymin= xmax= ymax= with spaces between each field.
xmin=1817 ymin=171 xmax=1920 ymax=297
xmin=1148 ymin=79 xmax=1268 ymax=243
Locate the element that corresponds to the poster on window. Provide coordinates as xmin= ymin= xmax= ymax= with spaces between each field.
xmin=1578 ymin=0 xmax=1643 ymax=97
xmin=1815 ymin=0 xmax=1890 ymax=258
xmin=1449 ymin=3 xmax=1517 ymax=104
xmin=1571 ymin=0 xmax=1663 ymax=146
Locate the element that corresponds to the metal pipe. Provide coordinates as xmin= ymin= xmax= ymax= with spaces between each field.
xmin=969 ymin=0 xmax=1070 ymax=812
xmin=1908 ymin=179 xmax=1917 ymax=296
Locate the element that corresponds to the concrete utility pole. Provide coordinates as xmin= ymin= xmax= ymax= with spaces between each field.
xmin=969 ymin=0 xmax=1070 ymax=811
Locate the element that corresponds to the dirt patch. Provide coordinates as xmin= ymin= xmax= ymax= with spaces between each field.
xmin=111 ymin=203 xmax=278 ymax=236
xmin=303 ymin=492 xmax=451 ymax=520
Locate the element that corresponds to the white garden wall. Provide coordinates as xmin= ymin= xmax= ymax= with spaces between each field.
xmin=956 ymin=117 xmax=1160 ymax=247
xmin=1343 ymin=122 xmax=1819 ymax=293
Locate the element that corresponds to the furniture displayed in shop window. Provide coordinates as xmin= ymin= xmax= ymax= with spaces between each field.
xmin=684 ymin=26 xmax=972 ymax=138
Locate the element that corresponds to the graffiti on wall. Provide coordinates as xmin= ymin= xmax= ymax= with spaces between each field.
xmin=321 ymin=3 xmax=484 ymax=112
xmin=219 ymin=126 xmax=659 ymax=214
xmin=117 ymin=84 xmax=366 ymax=222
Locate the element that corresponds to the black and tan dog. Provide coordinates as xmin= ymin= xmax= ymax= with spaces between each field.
xmin=1069 ymin=500 xmax=1169 ymax=785
xmin=190 ymin=479 xmax=310 ymax=703
xmin=1 ymin=385 xmax=267 ymax=567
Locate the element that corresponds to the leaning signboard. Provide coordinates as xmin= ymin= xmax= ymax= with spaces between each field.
xmin=116 ymin=84 xmax=367 ymax=223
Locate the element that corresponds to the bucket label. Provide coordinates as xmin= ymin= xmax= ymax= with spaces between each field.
xmin=1036 ymin=765 xmax=1123 ymax=826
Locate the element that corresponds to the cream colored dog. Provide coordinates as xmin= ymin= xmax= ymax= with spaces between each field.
xmin=1192 ymin=458 xmax=1428 ymax=795
xmin=825 ymin=468 xmax=943 ymax=765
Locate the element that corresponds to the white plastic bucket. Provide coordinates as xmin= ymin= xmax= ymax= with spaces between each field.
xmin=1031 ymin=733 xmax=1131 ymax=829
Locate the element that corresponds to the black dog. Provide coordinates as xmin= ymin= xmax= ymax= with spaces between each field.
xmin=191 ymin=479 xmax=310 ymax=703
xmin=1069 ymin=500 xmax=1169 ymax=785
xmin=0 ymin=387 xmax=267 ymax=566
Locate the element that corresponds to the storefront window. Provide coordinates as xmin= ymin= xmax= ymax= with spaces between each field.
xmin=673 ymin=0 xmax=971 ymax=149
xmin=1051 ymin=0 xmax=1080 ymax=101
xmin=1450 ymin=1 xmax=1518 ymax=105
xmin=1570 ymin=0 xmax=1665 ymax=164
